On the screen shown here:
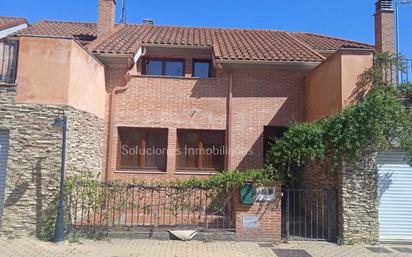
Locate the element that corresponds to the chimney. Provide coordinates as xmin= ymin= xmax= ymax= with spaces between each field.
xmin=98 ymin=0 xmax=116 ymax=38
xmin=375 ymin=0 xmax=395 ymax=53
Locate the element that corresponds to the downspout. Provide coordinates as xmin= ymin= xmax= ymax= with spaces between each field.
xmin=105 ymin=83 xmax=129 ymax=183
xmin=104 ymin=48 xmax=146 ymax=183
xmin=225 ymin=72 xmax=233 ymax=171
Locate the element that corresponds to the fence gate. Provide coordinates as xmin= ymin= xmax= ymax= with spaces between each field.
xmin=283 ymin=189 xmax=337 ymax=241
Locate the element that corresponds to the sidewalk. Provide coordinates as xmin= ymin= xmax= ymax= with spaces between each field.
xmin=0 ymin=237 xmax=412 ymax=257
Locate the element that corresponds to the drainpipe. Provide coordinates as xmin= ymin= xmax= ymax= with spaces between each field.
xmin=104 ymin=48 xmax=146 ymax=183
xmin=225 ymin=72 xmax=233 ymax=171
xmin=105 ymin=84 xmax=128 ymax=183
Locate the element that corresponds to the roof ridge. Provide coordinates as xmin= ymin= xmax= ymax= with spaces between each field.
xmin=295 ymin=32 xmax=374 ymax=47
xmin=40 ymin=19 xmax=97 ymax=25
xmin=123 ymin=23 xmax=288 ymax=33
xmin=286 ymin=32 xmax=326 ymax=61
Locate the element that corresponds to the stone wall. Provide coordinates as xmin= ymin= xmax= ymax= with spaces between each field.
xmin=337 ymin=152 xmax=379 ymax=245
xmin=0 ymin=85 xmax=105 ymax=237
xmin=65 ymin=107 xmax=105 ymax=176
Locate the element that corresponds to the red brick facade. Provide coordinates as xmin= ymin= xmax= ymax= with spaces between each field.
xmin=100 ymin=54 xmax=305 ymax=242
xmin=233 ymin=183 xmax=282 ymax=242
xmin=375 ymin=10 xmax=395 ymax=53
xmin=104 ymin=58 xmax=306 ymax=182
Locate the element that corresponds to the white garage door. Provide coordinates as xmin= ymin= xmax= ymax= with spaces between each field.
xmin=0 ymin=130 xmax=10 ymax=230
xmin=378 ymin=150 xmax=412 ymax=243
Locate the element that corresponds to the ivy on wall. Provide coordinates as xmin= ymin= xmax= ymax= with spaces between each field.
xmin=265 ymin=53 xmax=412 ymax=183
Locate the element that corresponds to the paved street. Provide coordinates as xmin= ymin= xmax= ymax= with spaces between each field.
xmin=0 ymin=237 xmax=412 ymax=257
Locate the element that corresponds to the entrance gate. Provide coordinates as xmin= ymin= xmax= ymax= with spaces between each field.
xmin=283 ymin=189 xmax=337 ymax=241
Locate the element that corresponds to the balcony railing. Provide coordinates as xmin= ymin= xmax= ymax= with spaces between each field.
xmin=399 ymin=58 xmax=412 ymax=84
xmin=0 ymin=40 xmax=18 ymax=84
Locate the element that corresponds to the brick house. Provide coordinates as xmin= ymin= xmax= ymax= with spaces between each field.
xmin=0 ymin=0 xmax=402 ymax=243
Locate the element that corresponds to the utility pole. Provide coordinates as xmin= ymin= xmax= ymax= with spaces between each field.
xmin=120 ymin=0 xmax=127 ymax=23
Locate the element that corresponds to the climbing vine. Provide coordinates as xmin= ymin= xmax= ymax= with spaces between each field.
xmin=265 ymin=53 xmax=412 ymax=183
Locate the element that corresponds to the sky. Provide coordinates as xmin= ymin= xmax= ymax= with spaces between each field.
xmin=2 ymin=0 xmax=412 ymax=57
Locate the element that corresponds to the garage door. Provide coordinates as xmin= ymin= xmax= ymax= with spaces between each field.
xmin=0 ymin=130 xmax=10 ymax=230
xmin=378 ymin=150 xmax=412 ymax=243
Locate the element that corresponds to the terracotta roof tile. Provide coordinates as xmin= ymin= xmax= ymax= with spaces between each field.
xmin=0 ymin=16 xmax=27 ymax=31
xmin=90 ymin=24 xmax=325 ymax=62
xmin=17 ymin=20 xmax=97 ymax=43
xmin=291 ymin=32 xmax=373 ymax=51
xmin=16 ymin=20 xmax=374 ymax=63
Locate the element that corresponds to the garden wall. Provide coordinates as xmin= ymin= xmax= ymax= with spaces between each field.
xmin=0 ymin=85 xmax=105 ymax=237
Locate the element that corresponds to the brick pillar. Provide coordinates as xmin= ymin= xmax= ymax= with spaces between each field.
xmin=233 ymin=183 xmax=282 ymax=242
xmin=97 ymin=0 xmax=116 ymax=38
xmin=166 ymin=128 xmax=177 ymax=174
xmin=375 ymin=0 xmax=395 ymax=53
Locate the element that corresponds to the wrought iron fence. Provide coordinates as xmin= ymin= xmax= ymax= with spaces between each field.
xmin=66 ymin=183 xmax=234 ymax=233
xmin=283 ymin=189 xmax=337 ymax=242
xmin=0 ymin=40 xmax=18 ymax=84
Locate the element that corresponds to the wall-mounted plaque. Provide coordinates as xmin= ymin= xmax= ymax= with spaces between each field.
xmin=242 ymin=215 xmax=259 ymax=228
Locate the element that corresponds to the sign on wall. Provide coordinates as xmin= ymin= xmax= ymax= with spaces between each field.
xmin=242 ymin=215 xmax=259 ymax=228
xmin=256 ymin=186 xmax=276 ymax=202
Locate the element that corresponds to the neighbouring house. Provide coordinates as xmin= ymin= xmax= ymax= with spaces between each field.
xmin=0 ymin=17 xmax=28 ymax=84
xmin=0 ymin=16 xmax=27 ymax=39
xmin=0 ymin=0 xmax=410 ymax=244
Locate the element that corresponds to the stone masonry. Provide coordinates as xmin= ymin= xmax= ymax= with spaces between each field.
xmin=338 ymin=152 xmax=379 ymax=245
xmin=0 ymin=85 xmax=105 ymax=237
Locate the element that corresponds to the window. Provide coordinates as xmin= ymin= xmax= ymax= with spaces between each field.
xmin=263 ymin=126 xmax=288 ymax=162
xmin=177 ymin=130 xmax=225 ymax=171
xmin=192 ymin=60 xmax=211 ymax=78
xmin=143 ymin=59 xmax=184 ymax=77
xmin=117 ymin=127 xmax=168 ymax=171
xmin=0 ymin=41 xmax=19 ymax=84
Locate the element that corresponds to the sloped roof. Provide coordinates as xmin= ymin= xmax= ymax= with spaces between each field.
xmin=17 ymin=20 xmax=97 ymax=43
xmin=88 ymin=24 xmax=325 ymax=62
xmin=292 ymin=32 xmax=373 ymax=51
xmin=16 ymin=20 xmax=374 ymax=63
xmin=0 ymin=16 xmax=27 ymax=31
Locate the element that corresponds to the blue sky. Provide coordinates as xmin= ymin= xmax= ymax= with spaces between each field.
xmin=2 ymin=0 xmax=412 ymax=57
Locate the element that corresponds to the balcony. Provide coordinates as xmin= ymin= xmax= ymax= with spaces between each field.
xmin=0 ymin=40 xmax=18 ymax=84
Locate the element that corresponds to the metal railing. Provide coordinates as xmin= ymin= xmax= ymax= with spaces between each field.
xmin=0 ymin=40 xmax=18 ymax=84
xmin=399 ymin=58 xmax=412 ymax=84
xmin=66 ymin=183 xmax=234 ymax=233
xmin=284 ymin=189 xmax=337 ymax=242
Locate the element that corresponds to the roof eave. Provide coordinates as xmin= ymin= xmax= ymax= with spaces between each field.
xmin=216 ymin=59 xmax=321 ymax=69
xmin=141 ymin=43 xmax=213 ymax=50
